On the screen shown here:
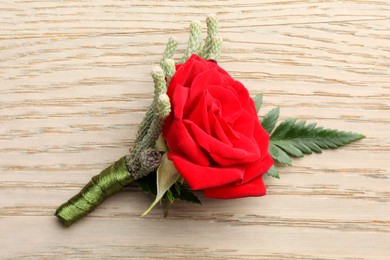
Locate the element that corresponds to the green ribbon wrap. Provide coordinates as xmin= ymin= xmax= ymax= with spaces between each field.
xmin=55 ymin=156 xmax=133 ymax=226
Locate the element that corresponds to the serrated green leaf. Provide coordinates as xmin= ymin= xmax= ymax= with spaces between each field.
xmin=271 ymin=118 xmax=297 ymax=140
xmin=270 ymin=119 xmax=365 ymax=161
xmin=252 ymin=94 xmax=263 ymax=113
xmin=275 ymin=142 xmax=304 ymax=157
xmin=269 ymin=143 xmax=292 ymax=165
xmin=261 ymin=107 xmax=280 ymax=134
xmin=292 ymin=142 xmax=312 ymax=154
xmin=266 ymin=165 xmax=279 ymax=179
xmin=303 ymin=141 xmax=322 ymax=153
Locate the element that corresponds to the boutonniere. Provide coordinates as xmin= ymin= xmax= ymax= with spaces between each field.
xmin=55 ymin=15 xmax=364 ymax=226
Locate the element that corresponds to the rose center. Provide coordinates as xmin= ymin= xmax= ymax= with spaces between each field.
xmin=210 ymin=99 xmax=222 ymax=116
xmin=204 ymin=86 xmax=242 ymax=124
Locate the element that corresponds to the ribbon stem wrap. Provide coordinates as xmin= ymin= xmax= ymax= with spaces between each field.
xmin=55 ymin=156 xmax=133 ymax=226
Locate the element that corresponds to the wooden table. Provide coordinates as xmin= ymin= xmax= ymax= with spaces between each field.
xmin=1 ymin=1 xmax=389 ymax=259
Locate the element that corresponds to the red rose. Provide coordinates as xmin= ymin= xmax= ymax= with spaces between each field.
xmin=163 ymin=54 xmax=273 ymax=199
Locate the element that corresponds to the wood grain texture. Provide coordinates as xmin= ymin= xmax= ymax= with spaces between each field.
xmin=1 ymin=0 xmax=389 ymax=259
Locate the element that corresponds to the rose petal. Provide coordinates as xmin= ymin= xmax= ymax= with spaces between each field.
xmin=185 ymin=119 xmax=246 ymax=160
xmin=229 ymin=131 xmax=260 ymax=162
xmin=239 ymin=154 xmax=274 ymax=184
xmin=233 ymin=109 xmax=255 ymax=138
xmin=186 ymin=94 xmax=210 ymax=134
xmin=171 ymin=84 xmax=190 ymax=120
xmin=216 ymin=115 xmax=241 ymax=141
xmin=204 ymin=175 xmax=266 ymax=199
xmin=165 ymin=119 xmax=209 ymax=166
xmin=184 ymin=120 xmax=260 ymax=166
xmin=169 ymin=55 xmax=217 ymax=97
xmin=208 ymin=111 xmax=232 ymax=145
xmin=207 ymin=86 xmax=242 ymax=123
xmin=184 ymin=68 xmax=229 ymax=113
xmin=231 ymin=80 xmax=257 ymax=116
xmin=168 ymin=153 xmax=245 ymax=190
xmin=253 ymin=118 xmax=271 ymax=161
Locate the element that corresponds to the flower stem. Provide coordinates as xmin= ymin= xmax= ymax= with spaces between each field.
xmin=55 ymin=156 xmax=133 ymax=226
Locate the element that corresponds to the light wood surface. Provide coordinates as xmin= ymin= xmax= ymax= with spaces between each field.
xmin=1 ymin=1 xmax=389 ymax=259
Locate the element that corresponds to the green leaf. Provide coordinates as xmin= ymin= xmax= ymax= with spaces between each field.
xmin=166 ymin=189 xmax=174 ymax=203
xmin=171 ymin=183 xmax=201 ymax=204
xmin=266 ymin=165 xmax=279 ymax=179
xmin=269 ymin=143 xmax=292 ymax=165
xmin=270 ymin=118 xmax=365 ymax=163
xmin=271 ymin=118 xmax=297 ymax=140
xmin=174 ymin=182 xmax=181 ymax=196
xmin=141 ymin=154 xmax=180 ymax=216
xmin=136 ymin=171 xmax=157 ymax=195
xmin=252 ymin=94 xmax=263 ymax=113
xmin=261 ymin=107 xmax=280 ymax=134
